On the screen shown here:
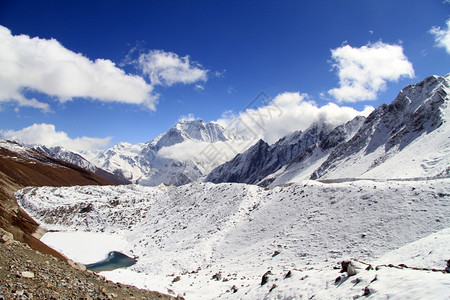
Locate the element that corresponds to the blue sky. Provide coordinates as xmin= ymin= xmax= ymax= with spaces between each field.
xmin=0 ymin=0 xmax=449 ymax=151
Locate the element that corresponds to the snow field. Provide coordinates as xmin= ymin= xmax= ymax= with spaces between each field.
xmin=17 ymin=178 xmax=450 ymax=299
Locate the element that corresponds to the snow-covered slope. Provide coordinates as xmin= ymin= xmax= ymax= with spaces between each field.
xmin=86 ymin=119 xmax=240 ymax=186
xmin=205 ymin=121 xmax=338 ymax=185
xmin=17 ymin=178 xmax=450 ymax=299
xmin=260 ymin=116 xmax=366 ymax=187
xmin=34 ymin=145 xmax=131 ymax=184
xmin=34 ymin=145 xmax=98 ymax=172
xmin=206 ymin=75 xmax=450 ymax=187
xmin=311 ymin=74 xmax=450 ymax=180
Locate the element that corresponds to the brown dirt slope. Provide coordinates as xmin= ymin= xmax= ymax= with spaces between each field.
xmin=0 ymin=140 xmax=116 ymax=258
xmin=0 ymin=140 xmax=180 ymax=299
xmin=0 ymin=231 xmax=177 ymax=300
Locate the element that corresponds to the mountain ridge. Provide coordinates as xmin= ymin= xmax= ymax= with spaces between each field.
xmin=206 ymin=74 xmax=450 ymax=186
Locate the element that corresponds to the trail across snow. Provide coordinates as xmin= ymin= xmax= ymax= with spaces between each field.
xmin=17 ymin=179 xmax=450 ymax=299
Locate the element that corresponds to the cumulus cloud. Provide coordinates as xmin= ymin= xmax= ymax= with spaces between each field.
xmin=158 ymin=139 xmax=257 ymax=173
xmin=158 ymin=92 xmax=373 ymax=172
xmin=328 ymin=41 xmax=414 ymax=102
xmin=0 ymin=123 xmax=111 ymax=152
xmin=217 ymin=92 xmax=374 ymax=144
xmin=0 ymin=25 xmax=156 ymax=111
xmin=430 ymin=19 xmax=450 ymax=55
xmin=138 ymin=50 xmax=208 ymax=86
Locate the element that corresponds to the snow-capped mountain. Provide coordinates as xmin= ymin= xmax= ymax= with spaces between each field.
xmin=33 ymin=145 xmax=131 ymax=184
xmin=260 ymin=116 xmax=366 ymax=186
xmin=311 ymin=74 xmax=450 ymax=180
xmin=87 ymin=119 xmax=237 ymax=186
xmin=149 ymin=119 xmax=229 ymax=150
xmin=208 ymin=74 xmax=450 ymax=186
xmin=34 ymin=145 xmax=98 ymax=172
xmin=205 ymin=120 xmax=342 ymax=185
xmin=10 ymin=74 xmax=450 ymax=300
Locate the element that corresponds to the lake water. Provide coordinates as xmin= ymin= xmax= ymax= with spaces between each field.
xmin=84 ymin=251 xmax=137 ymax=272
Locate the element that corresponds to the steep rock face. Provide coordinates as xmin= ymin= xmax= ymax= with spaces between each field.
xmin=206 ymin=121 xmax=335 ymax=184
xmin=311 ymin=74 xmax=450 ymax=180
xmin=206 ymin=139 xmax=271 ymax=184
xmin=260 ymin=116 xmax=365 ymax=186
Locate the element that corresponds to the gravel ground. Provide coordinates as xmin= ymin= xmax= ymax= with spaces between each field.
xmin=0 ymin=229 xmax=181 ymax=300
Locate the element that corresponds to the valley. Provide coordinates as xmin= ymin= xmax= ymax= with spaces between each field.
xmin=17 ymin=177 xmax=450 ymax=299
xmin=3 ymin=74 xmax=450 ymax=299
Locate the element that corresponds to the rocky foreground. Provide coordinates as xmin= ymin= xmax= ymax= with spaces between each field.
xmin=0 ymin=140 xmax=178 ymax=299
xmin=0 ymin=228 xmax=180 ymax=300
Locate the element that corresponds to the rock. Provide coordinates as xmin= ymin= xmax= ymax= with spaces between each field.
xmin=272 ymin=250 xmax=281 ymax=257
xmin=21 ymin=271 xmax=35 ymax=278
xmin=261 ymin=270 xmax=272 ymax=286
xmin=284 ymin=270 xmax=292 ymax=279
xmin=269 ymin=284 xmax=278 ymax=292
xmin=172 ymin=276 xmax=181 ymax=283
xmin=347 ymin=264 xmax=357 ymax=276
xmin=67 ymin=259 xmax=86 ymax=271
xmin=341 ymin=261 xmax=357 ymax=276
xmin=0 ymin=228 xmax=14 ymax=244
xmin=231 ymin=285 xmax=238 ymax=293
xmin=212 ymin=272 xmax=222 ymax=281
xmin=363 ymin=286 xmax=371 ymax=296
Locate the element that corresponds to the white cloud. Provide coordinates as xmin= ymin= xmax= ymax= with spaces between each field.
xmin=195 ymin=84 xmax=205 ymax=91
xmin=214 ymin=69 xmax=226 ymax=78
xmin=157 ymin=139 xmax=257 ymax=173
xmin=178 ymin=113 xmax=196 ymax=122
xmin=430 ymin=19 xmax=450 ymax=55
xmin=138 ymin=50 xmax=208 ymax=86
xmin=328 ymin=41 xmax=414 ymax=102
xmin=217 ymin=92 xmax=374 ymax=144
xmin=0 ymin=123 xmax=111 ymax=152
xmin=0 ymin=25 xmax=156 ymax=111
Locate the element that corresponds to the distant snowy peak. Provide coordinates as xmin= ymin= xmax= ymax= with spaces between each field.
xmin=86 ymin=120 xmax=226 ymax=186
xmin=32 ymin=145 xmax=131 ymax=184
xmin=34 ymin=145 xmax=97 ymax=172
xmin=149 ymin=119 xmax=229 ymax=150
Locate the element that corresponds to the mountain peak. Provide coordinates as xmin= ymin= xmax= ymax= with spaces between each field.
xmin=149 ymin=119 xmax=228 ymax=150
xmin=393 ymin=74 xmax=449 ymax=114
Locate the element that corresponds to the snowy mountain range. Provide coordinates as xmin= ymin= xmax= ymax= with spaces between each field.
xmin=84 ymin=119 xmax=239 ymax=186
xmin=31 ymin=119 xmax=243 ymax=186
xmin=33 ymin=145 xmax=131 ymax=185
xmin=311 ymin=74 xmax=450 ymax=180
xmin=206 ymin=117 xmax=365 ymax=185
xmin=30 ymin=74 xmax=450 ymax=189
xmin=6 ymin=74 xmax=450 ymax=299
xmin=207 ymin=74 xmax=450 ymax=186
